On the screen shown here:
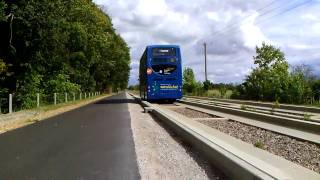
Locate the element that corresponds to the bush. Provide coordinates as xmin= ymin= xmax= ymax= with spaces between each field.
xmin=206 ymin=90 xmax=221 ymax=98
xmin=254 ymin=141 xmax=265 ymax=149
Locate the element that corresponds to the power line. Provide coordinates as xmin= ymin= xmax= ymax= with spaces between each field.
xmin=215 ymin=0 xmax=280 ymax=34
xmin=207 ymin=0 xmax=312 ymax=42
xmin=256 ymin=0 xmax=313 ymax=25
xmin=208 ymin=0 xmax=304 ymax=40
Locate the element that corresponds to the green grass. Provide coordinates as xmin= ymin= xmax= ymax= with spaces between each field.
xmin=254 ymin=141 xmax=265 ymax=149
xmin=195 ymin=89 xmax=233 ymax=99
xmin=240 ymin=104 xmax=247 ymax=110
xmin=30 ymin=94 xmax=108 ymax=112
xmin=303 ymin=113 xmax=312 ymax=121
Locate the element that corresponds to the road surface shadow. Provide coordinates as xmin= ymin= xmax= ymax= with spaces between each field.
xmin=95 ymin=98 xmax=136 ymax=105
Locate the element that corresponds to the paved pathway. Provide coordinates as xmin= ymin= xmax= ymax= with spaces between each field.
xmin=0 ymin=92 xmax=140 ymax=180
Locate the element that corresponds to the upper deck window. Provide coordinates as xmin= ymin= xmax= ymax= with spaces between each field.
xmin=152 ymin=47 xmax=176 ymax=56
xmin=152 ymin=58 xmax=177 ymax=64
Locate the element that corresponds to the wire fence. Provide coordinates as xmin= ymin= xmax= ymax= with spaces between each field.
xmin=0 ymin=92 xmax=101 ymax=114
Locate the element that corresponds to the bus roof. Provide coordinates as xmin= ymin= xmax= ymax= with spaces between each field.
xmin=147 ymin=45 xmax=180 ymax=48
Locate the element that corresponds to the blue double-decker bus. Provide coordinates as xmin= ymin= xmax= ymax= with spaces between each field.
xmin=139 ymin=45 xmax=182 ymax=102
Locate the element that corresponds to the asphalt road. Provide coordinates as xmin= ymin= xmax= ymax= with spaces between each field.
xmin=0 ymin=92 xmax=140 ymax=180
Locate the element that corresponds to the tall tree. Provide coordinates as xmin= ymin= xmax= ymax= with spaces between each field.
xmin=0 ymin=0 xmax=130 ymax=109
xmin=244 ymin=42 xmax=290 ymax=102
xmin=183 ymin=67 xmax=197 ymax=93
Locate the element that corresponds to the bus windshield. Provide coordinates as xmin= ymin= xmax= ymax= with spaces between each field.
xmin=152 ymin=64 xmax=177 ymax=75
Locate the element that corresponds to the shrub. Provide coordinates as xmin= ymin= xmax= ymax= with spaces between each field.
xmin=303 ymin=113 xmax=312 ymax=121
xmin=254 ymin=141 xmax=265 ymax=149
xmin=240 ymin=104 xmax=247 ymax=110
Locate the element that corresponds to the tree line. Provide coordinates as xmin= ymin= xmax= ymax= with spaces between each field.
xmin=183 ymin=42 xmax=320 ymax=105
xmin=0 ymin=0 xmax=130 ymax=110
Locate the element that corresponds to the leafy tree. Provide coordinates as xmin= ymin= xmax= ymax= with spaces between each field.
xmin=0 ymin=0 xmax=130 ymax=109
xmin=287 ymin=65 xmax=314 ymax=103
xmin=183 ymin=67 xmax=197 ymax=93
xmin=203 ymin=80 xmax=213 ymax=91
xmin=312 ymin=80 xmax=320 ymax=102
xmin=0 ymin=1 xmax=6 ymax=21
xmin=244 ymin=42 xmax=290 ymax=102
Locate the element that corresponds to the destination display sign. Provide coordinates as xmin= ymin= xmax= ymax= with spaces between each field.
xmin=152 ymin=48 xmax=176 ymax=56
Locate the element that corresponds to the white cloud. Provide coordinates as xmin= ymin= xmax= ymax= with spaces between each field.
xmin=94 ymin=0 xmax=320 ymax=85
xmin=206 ymin=12 xmax=219 ymax=21
xmin=136 ymin=0 xmax=167 ymax=16
xmin=301 ymin=13 xmax=319 ymax=21
xmin=240 ymin=13 xmax=272 ymax=48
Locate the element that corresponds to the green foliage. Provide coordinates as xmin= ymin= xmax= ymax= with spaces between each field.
xmin=0 ymin=0 xmax=130 ymax=109
xmin=128 ymin=84 xmax=140 ymax=91
xmin=0 ymin=1 xmax=6 ymax=22
xmin=272 ymin=100 xmax=280 ymax=109
xmin=240 ymin=104 xmax=247 ymax=110
xmin=15 ymin=70 xmax=43 ymax=109
xmin=238 ymin=42 xmax=320 ymax=105
xmin=45 ymin=74 xmax=80 ymax=94
xmin=270 ymin=100 xmax=280 ymax=114
xmin=244 ymin=42 xmax=290 ymax=102
xmin=0 ymin=59 xmax=6 ymax=74
xmin=254 ymin=141 xmax=265 ymax=149
xmin=203 ymin=80 xmax=213 ymax=91
xmin=219 ymin=86 xmax=227 ymax=98
xmin=206 ymin=89 xmax=221 ymax=98
xmin=303 ymin=113 xmax=312 ymax=121
xmin=183 ymin=67 xmax=197 ymax=93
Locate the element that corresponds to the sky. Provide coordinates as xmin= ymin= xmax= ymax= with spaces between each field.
xmin=93 ymin=0 xmax=320 ymax=85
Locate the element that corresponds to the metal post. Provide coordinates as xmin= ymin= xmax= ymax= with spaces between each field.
xmin=80 ymin=93 xmax=82 ymax=100
xmin=54 ymin=93 xmax=57 ymax=105
xmin=85 ymin=92 xmax=86 ymax=99
xmin=73 ymin=93 xmax=75 ymax=101
xmin=204 ymin=42 xmax=207 ymax=81
xmin=65 ymin=92 xmax=68 ymax=103
xmin=37 ymin=93 xmax=40 ymax=108
xmin=9 ymin=94 xmax=12 ymax=114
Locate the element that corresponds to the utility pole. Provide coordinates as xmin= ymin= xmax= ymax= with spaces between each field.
xmin=204 ymin=42 xmax=208 ymax=81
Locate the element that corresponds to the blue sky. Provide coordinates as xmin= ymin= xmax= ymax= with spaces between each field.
xmin=93 ymin=0 xmax=320 ymax=85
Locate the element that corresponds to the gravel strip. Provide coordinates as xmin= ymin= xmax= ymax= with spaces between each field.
xmin=171 ymin=107 xmax=220 ymax=118
xmin=198 ymin=119 xmax=320 ymax=173
xmin=127 ymin=95 xmax=226 ymax=179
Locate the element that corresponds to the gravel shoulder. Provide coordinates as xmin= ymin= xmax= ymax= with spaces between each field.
xmin=127 ymin=95 xmax=226 ymax=179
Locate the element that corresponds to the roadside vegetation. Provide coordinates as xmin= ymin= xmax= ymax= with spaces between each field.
xmin=0 ymin=0 xmax=130 ymax=112
xmin=182 ymin=42 xmax=320 ymax=106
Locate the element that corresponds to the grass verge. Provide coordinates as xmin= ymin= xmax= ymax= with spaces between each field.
xmin=0 ymin=93 xmax=112 ymax=134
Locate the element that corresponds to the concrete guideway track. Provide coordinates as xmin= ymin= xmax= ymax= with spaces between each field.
xmin=179 ymin=98 xmax=320 ymax=144
xmin=0 ymin=93 xmax=140 ymax=179
xmin=186 ymin=96 xmax=320 ymax=114
xmin=130 ymin=94 xmax=320 ymax=179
